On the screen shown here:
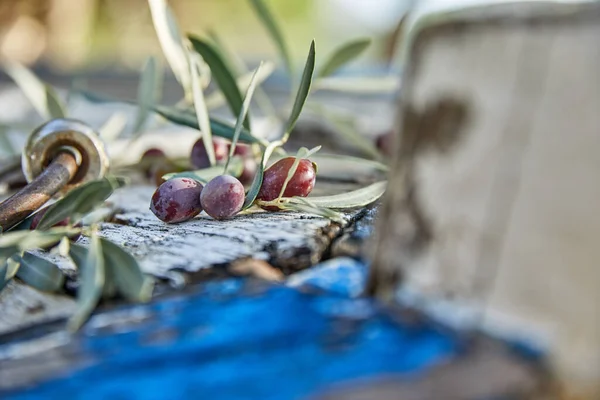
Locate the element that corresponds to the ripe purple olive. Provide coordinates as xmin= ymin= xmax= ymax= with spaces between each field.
xmin=191 ymin=138 xmax=229 ymax=169
xmin=232 ymin=143 xmax=251 ymax=157
xmin=200 ymin=175 xmax=245 ymax=220
xmin=257 ymin=157 xmax=316 ymax=211
xmin=150 ymin=178 xmax=203 ymax=223
xmin=30 ymin=206 xmax=81 ymax=241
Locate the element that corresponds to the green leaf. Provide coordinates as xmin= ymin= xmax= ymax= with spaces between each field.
xmin=188 ymin=36 xmax=250 ymax=131
xmin=282 ymin=198 xmax=347 ymax=224
xmin=37 ymin=177 xmax=127 ymax=230
xmin=153 ymin=106 xmax=264 ymax=145
xmin=100 ymin=238 xmax=153 ymax=302
xmin=242 ymin=140 xmax=282 ymax=210
xmin=99 ymin=112 xmax=128 ymax=142
xmin=312 ymin=76 xmax=401 ymax=94
xmin=282 ymin=40 xmax=315 ymax=141
xmin=318 ymin=38 xmax=371 ymax=78
xmin=0 ymin=255 xmax=20 ymax=291
xmin=0 ymin=228 xmax=81 ymax=259
xmin=163 ymin=156 xmax=244 ymax=183
xmin=248 ymin=0 xmax=292 ymax=79
xmin=68 ymin=236 xmax=105 ymax=331
xmin=224 ymin=62 xmax=263 ymax=172
xmin=187 ymin=47 xmax=215 ymax=166
xmin=148 ymin=0 xmax=191 ymax=99
xmin=132 ymin=56 xmax=163 ymax=137
xmin=307 ymin=153 xmax=388 ymax=182
xmin=293 ymin=181 xmax=387 ymax=209
xmin=2 ymin=60 xmax=66 ymax=119
xmin=16 ymin=252 xmax=65 ymax=292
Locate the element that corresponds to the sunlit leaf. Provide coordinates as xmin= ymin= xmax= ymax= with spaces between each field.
xmin=248 ymin=0 xmax=292 ymax=79
xmin=318 ymin=38 xmax=371 ymax=78
xmin=37 ymin=177 xmax=127 ymax=230
xmin=188 ymin=36 xmax=250 ymax=131
xmin=242 ymin=140 xmax=282 ymax=210
xmin=68 ymin=236 xmax=105 ymax=331
xmin=16 ymin=252 xmax=65 ymax=292
xmin=308 ymin=153 xmax=388 ymax=182
xmin=163 ymin=156 xmax=244 ymax=183
xmin=153 ymin=105 xmax=264 ymax=145
xmin=0 ymin=255 xmax=20 ymax=291
xmin=132 ymin=56 xmax=163 ymax=138
xmin=2 ymin=60 xmax=66 ymax=119
xmin=312 ymin=76 xmax=401 ymax=94
xmin=148 ymin=0 xmax=192 ymax=100
xmin=101 ymin=238 xmax=153 ymax=302
xmin=224 ymin=62 xmax=263 ymax=172
xmin=296 ymin=181 xmax=387 ymax=209
xmin=0 ymin=228 xmax=81 ymax=259
xmin=282 ymin=198 xmax=347 ymax=224
xmin=282 ymin=40 xmax=315 ymax=141
xmin=187 ymin=48 xmax=215 ymax=166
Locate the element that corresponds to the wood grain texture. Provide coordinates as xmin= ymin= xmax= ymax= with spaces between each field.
xmin=371 ymin=2 xmax=600 ymax=398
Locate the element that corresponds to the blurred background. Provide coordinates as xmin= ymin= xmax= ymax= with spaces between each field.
xmin=0 ymin=0 xmax=409 ymax=77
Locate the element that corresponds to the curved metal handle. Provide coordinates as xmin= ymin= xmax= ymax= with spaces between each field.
xmin=0 ymin=152 xmax=78 ymax=232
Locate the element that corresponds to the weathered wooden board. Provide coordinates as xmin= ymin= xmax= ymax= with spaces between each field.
xmin=370 ymin=1 xmax=600 ymax=398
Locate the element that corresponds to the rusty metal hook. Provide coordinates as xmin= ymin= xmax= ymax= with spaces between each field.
xmin=0 ymin=119 xmax=109 ymax=232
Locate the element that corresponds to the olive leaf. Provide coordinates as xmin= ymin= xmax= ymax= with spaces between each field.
xmin=312 ymin=76 xmax=401 ymax=94
xmin=100 ymin=238 xmax=153 ymax=302
xmin=307 ymin=153 xmax=388 ymax=182
xmin=224 ymin=62 xmax=263 ymax=173
xmin=153 ymin=105 xmax=264 ymax=145
xmin=188 ymin=36 xmax=251 ymax=131
xmin=37 ymin=177 xmax=127 ymax=230
xmin=282 ymin=197 xmax=347 ymax=224
xmin=282 ymin=40 xmax=315 ymax=142
xmin=187 ymin=48 xmax=216 ymax=166
xmin=132 ymin=56 xmax=163 ymax=138
xmin=0 ymin=255 xmax=20 ymax=291
xmin=163 ymin=156 xmax=244 ymax=183
xmin=68 ymin=236 xmax=105 ymax=331
xmin=0 ymin=228 xmax=81 ymax=259
xmin=242 ymin=140 xmax=283 ymax=210
xmin=317 ymin=38 xmax=371 ymax=78
xmin=2 ymin=60 xmax=66 ymax=119
xmin=16 ymin=252 xmax=65 ymax=292
xmin=248 ymin=0 xmax=293 ymax=79
xmin=295 ymin=180 xmax=387 ymax=209
xmin=147 ymin=0 xmax=192 ymax=100
xmin=276 ymin=146 xmax=321 ymax=200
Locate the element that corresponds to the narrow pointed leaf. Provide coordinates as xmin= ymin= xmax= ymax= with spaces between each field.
xmin=101 ymin=238 xmax=153 ymax=302
xmin=318 ymin=38 xmax=371 ymax=78
xmin=2 ymin=60 xmax=66 ymax=119
xmin=188 ymin=36 xmax=250 ymax=130
xmin=248 ymin=0 xmax=292 ymax=78
xmin=132 ymin=56 xmax=163 ymax=137
xmin=225 ymin=62 xmax=263 ymax=172
xmin=282 ymin=199 xmax=347 ymax=224
xmin=153 ymin=105 xmax=263 ymax=144
xmin=293 ymin=181 xmax=387 ymax=209
xmin=68 ymin=236 xmax=105 ymax=331
xmin=282 ymin=40 xmax=315 ymax=141
xmin=148 ymin=0 xmax=191 ymax=98
xmin=16 ymin=252 xmax=65 ymax=292
xmin=0 ymin=255 xmax=20 ymax=291
xmin=37 ymin=177 xmax=127 ymax=230
xmin=0 ymin=228 xmax=81 ymax=259
xmin=188 ymin=49 xmax=215 ymax=166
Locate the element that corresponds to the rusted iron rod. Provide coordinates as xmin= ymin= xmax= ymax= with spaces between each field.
xmin=0 ymin=152 xmax=78 ymax=232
